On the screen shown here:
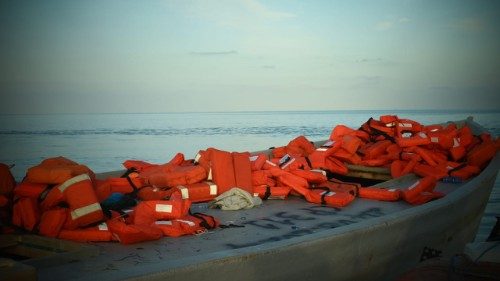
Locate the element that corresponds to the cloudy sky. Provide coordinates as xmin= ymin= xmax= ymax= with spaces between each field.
xmin=1 ymin=0 xmax=499 ymax=113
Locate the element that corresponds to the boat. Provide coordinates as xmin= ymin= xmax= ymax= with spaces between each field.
xmin=1 ymin=117 xmax=499 ymax=281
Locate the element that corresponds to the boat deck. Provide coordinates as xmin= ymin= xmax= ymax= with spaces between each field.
xmin=29 ymin=174 xmax=468 ymax=281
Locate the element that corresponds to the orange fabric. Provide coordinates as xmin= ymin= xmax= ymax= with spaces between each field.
xmin=0 ymin=163 xmax=15 ymax=195
xmin=13 ymin=182 xmax=48 ymax=199
xmin=232 ymin=152 xmax=253 ymax=193
xmin=401 ymin=177 xmax=437 ymax=204
xmin=63 ymin=175 xmax=103 ymax=227
xmin=250 ymin=154 xmax=267 ymax=171
xmin=286 ymin=135 xmax=316 ymax=157
xmin=133 ymin=193 xmax=191 ymax=225
xmin=290 ymin=169 xmax=327 ymax=184
xmin=26 ymin=157 xmax=95 ymax=184
xmin=146 ymin=165 xmax=206 ymax=188
xmin=38 ymin=208 xmax=67 ymax=237
xmin=359 ymin=187 xmax=400 ymax=201
xmin=154 ymin=213 xmax=219 ymax=237
xmin=362 ymin=140 xmax=392 ymax=160
xmin=305 ymin=188 xmax=355 ymax=208
xmin=253 ymin=185 xmax=291 ymax=200
xmin=12 ymin=197 xmax=40 ymax=231
xmin=176 ymin=182 xmax=218 ymax=203
xmin=107 ymin=219 xmax=162 ymax=245
xmin=208 ymin=148 xmax=236 ymax=194
xmin=467 ymin=140 xmax=497 ymax=168
xmin=59 ymin=224 xmax=113 ymax=242
xmin=136 ymin=186 xmax=175 ymax=201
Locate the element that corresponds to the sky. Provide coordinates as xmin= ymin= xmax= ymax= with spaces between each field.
xmin=1 ymin=0 xmax=499 ymax=113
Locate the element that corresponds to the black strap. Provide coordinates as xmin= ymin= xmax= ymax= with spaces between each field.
xmin=120 ymin=167 xmax=138 ymax=178
xmin=278 ymin=155 xmax=292 ymax=168
xmin=190 ymin=211 xmax=216 ymax=230
xmin=263 ymin=185 xmax=272 ymax=200
xmin=37 ymin=184 xmax=56 ymax=203
xmin=219 ymin=223 xmax=245 ymax=229
xmin=311 ymin=187 xmax=330 ymax=205
xmin=304 ymin=157 xmax=312 ymax=169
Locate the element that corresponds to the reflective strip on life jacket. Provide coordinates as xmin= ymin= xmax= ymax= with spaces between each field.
xmin=58 ymin=174 xmax=90 ymax=193
xmin=71 ymin=202 xmax=102 ymax=221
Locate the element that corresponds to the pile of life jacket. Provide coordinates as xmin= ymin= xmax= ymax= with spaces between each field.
xmin=1 ymin=115 xmax=498 ymax=244
xmin=5 ymin=156 xmax=218 ymax=244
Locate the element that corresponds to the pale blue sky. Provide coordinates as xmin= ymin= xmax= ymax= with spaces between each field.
xmin=1 ymin=0 xmax=499 ymax=113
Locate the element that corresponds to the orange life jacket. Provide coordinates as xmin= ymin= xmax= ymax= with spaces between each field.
xmin=12 ymin=197 xmax=40 ymax=231
xmin=95 ymin=176 xmax=144 ymax=202
xmin=285 ymin=135 xmax=316 ymax=157
xmin=41 ymin=174 xmax=104 ymax=227
xmin=250 ymin=154 xmax=267 ymax=171
xmin=290 ymin=169 xmax=327 ymax=184
xmin=426 ymin=123 xmax=457 ymax=150
xmin=59 ymin=222 xmax=113 ymax=242
xmin=276 ymin=173 xmax=309 ymax=196
xmin=154 ymin=213 xmax=219 ymax=237
xmin=107 ymin=219 xmax=163 ymax=245
xmin=449 ymin=164 xmax=480 ymax=180
xmin=307 ymin=140 xmax=341 ymax=170
xmin=136 ymin=186 xmax=175 ymax=201
xmin=396 ymin=132 xmax=431 ymax=148
xmin=26 ymin=156 xmax=95 ymax=184
xmin=449 ymin=126 xmax=474 ymax=161
xmin=358 ymin=187 xmax=401 ymax=201
xmin=401 ymin=177 xmax=437 ymax=204
xmin=232 ymin=152 xmax=253 ymax=191
xmin=312 ymin=179 xmax=359 ymax=196
xmin=133 ymin=193 xmax=191 ymax=225
xmin=252 ymin=170 xmax=273 ymax=187
xmin=304 ymin=188 xmax=355 ymax=208
xmin=176 ymin=181 xmax=218 ymax=203
xmin=0 ymin=195 xmax=8 ymax=207
xmin=13 ymin=182 xmax=49 ymax=199
xmin=466 ymin=139 xmax=497 ymax=168
xmin=145 ymin=165 xmax=207 ymax=188
xmin=195 ymin=148 xmax=253 ymax=195
xmin=361 ymin=140 xmax=392 ymax=160
xmin=271 ymin=154 xmax=311 ymax=171
xmin=0 ymin=163 xmax=15 ymax=196
xmin=253 ymin=185 xmax=291 ymax=200
xmin=405 ymin=191 xmax=445 ymax=205
xmin=38 ymin=208 xmax=67 ymax=237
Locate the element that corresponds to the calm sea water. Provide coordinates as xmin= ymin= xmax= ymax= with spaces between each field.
xmin=1 ymin=110 xmax=499 ymax=240
xmin=0 ymin=110 xmax=499 ymax=180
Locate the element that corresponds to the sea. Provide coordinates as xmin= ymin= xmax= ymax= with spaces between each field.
xmin=0 ymin=110 xmax=499 ymax=240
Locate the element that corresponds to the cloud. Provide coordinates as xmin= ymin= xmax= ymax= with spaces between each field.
xmin=374 ymin=17 xmax=410 ymax=31
xmin=354 ymin=57 xmax=399 ymax=67
xmin=189 ymin=50 xmax=238 ymax=56
xmin=261 ymin=65 xmax=275 ymax=69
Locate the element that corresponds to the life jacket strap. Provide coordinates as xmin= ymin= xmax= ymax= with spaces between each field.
xmin=263 ymin=185 xmax=272 ymax=200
